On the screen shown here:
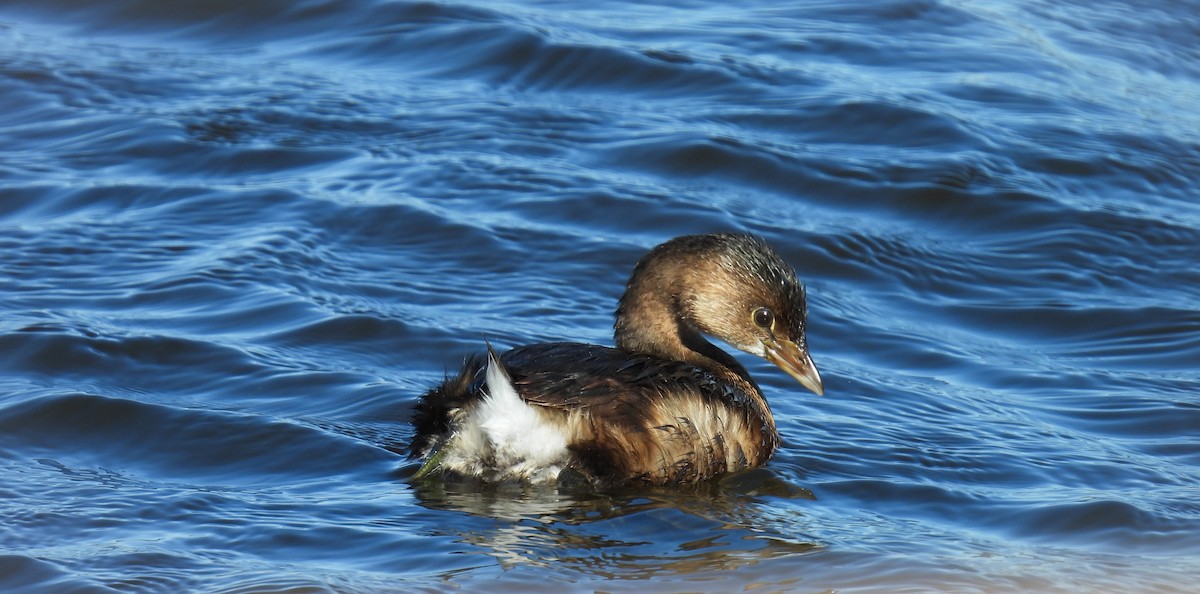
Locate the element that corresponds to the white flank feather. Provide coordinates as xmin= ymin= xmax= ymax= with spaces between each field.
xmin=442 ymin=351 xmax=568 ymax=482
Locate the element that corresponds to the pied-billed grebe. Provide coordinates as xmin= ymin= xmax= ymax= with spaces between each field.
xmin=409 ymin=233 xmax=823 ymax=487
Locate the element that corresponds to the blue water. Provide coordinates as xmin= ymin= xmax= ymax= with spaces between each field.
xmin=2 ymin=0 xmax=1198 ymax=592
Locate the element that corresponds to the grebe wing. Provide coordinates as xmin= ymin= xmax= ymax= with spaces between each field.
xmin=498 ymin=342 xmax=731 ymax=413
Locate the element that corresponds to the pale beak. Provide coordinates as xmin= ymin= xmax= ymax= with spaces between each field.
xmin=764 ymin=337 xmax=825 ymax=396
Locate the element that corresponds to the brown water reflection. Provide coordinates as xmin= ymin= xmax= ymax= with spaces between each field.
xmin=409 ymin=468 xmax=822 ymax=580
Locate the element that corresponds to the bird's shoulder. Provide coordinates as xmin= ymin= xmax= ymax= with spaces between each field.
xmin=495 ymin=342 xmax=746 ymax=413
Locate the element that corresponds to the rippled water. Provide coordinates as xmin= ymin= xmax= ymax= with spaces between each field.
xmin=2 ymin=0 xmax=1198 ymax=592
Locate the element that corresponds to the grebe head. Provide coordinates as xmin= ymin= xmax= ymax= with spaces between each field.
xmin=617 ymin=233 xmax=825 ymax=396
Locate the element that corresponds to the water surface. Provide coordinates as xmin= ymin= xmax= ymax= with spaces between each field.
xmin=1 ymin=0 xmax=1198 ymax=592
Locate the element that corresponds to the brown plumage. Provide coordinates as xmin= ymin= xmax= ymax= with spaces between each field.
xmin=409 ymin=233 xmax=824 ymax=488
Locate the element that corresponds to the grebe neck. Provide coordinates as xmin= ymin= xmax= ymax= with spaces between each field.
xmin=613 ymin=272 xmax=757 ymax=390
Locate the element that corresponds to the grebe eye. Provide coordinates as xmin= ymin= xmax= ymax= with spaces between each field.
xmin=752 ymin=307 xmax=774 ymax=329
